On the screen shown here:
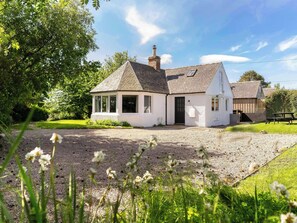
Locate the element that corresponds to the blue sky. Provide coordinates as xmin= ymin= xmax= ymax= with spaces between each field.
xmin=87 ymin=0 xmax=297 ymax=89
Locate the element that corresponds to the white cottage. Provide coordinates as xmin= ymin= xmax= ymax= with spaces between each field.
xmin=90 ymin=46 xmax=233 ymax=127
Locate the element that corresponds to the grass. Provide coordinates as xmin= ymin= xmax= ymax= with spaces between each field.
xmin=237 ymin=144 xmax=297 ymax=198
xmin=12 ymin=119 xmax=132 ymax=130
xmin=226 ymin=121 xmax=297 ymax=134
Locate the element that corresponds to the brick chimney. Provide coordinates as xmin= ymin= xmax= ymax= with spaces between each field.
xmin=148 ymin=45 xmax=161 ymax=70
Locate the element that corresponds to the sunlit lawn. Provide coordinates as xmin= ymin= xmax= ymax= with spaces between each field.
xmin=237 ymin=145 xmax=297 ymax=198
xmin=226 ymin=121 xmax=297 ymax=134
xmin=12 ymin=119 xmax=129 ymax=129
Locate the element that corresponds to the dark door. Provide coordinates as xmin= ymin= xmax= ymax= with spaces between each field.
xmin=175 ymin=97 xmax=185 ymax=124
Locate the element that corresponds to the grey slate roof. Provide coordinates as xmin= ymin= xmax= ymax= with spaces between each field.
xmin=165 ymin=63 xmax=221 ymax=94
xmin=263 ymin=88 xmax=275 ymax=97
xmin=230 ymin=81 xmax=263 ymax=99
xmin=91 ymin=61 xmax=221 ymax=95
xmin=90 ymin=61 xmax=169 ymax=94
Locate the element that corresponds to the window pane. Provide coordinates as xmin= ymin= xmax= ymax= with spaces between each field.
xmin=102 ymin=96 xmax=108 ymax=112
xmin=122 ymin=96 xmax=137 ymax=113
xmin=144 ymin=96 xmax=151 ymax=113
xmin=95 ymin=96 xmax=101 ymax=112
xmin=110 ymin=96 xmax=116 ymax=113
xmin=225 ymin=99 xmax=228 ymax=111
xmin=212 ymin=96 xmax=219 ymax=111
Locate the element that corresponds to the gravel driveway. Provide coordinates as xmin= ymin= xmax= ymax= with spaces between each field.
xmin=3 ymin=126 xmax=295 ymax=187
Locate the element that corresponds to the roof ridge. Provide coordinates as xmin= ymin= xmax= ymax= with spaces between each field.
xmin=128 ymin=60 xmax=166 ymax=71
xmin=231 ymin=80 xmax=261 ymax=84
xmin=165 ymin=62 xmax=221 ymax=71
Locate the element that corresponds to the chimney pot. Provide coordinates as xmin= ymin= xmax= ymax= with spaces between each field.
xmin=148 ymin=45 xmax=161 ymax=70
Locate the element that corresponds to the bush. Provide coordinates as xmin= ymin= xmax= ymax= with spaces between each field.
xmin=11 ymin=103 xmax=30 ymax=122
xmin=95 ymin=119 xmax=131 ymax=127
xmin=31 ymin=106 xmax=49 ymax=121
xmin=120 ymin=121 xmax=131 ymax=127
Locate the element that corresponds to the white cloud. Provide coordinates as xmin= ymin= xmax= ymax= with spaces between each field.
xmin=125 ymin=6 xmax=165 ymax=45
xmin=230 ymin=44 xmax=241 ymax=52
xmin=256 ymin=41 xmax=268 ymax=51
xmin=282 ymin=54 xmax=297 ymax=71
xmin=200 ymin=54 xmax=250 ymax=64
xmin=160 ymin=54 xmax=172 ymax=64
xmin=278 ymin=35 xmax=297 ymax=52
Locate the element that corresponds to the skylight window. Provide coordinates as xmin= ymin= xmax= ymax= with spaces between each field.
xmin=186 ymin=69 xmax=197 ymax=77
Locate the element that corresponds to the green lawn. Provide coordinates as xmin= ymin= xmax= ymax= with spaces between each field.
xmin=12 ymin=119 xmax=131 ymax=129
xmin=237 ymin=145 xmax=297 ymax=198
xmin=226 ymin=121 xmax=297 ymax=134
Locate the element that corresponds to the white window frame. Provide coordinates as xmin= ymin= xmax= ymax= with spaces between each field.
xmin=211 ymin=96 xmax=219 ymax=111
xmin=144 ymin=95 xmax=152 ymax=113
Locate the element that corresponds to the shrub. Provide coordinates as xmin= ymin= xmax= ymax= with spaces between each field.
xmin=120 ymin=121 xmax=131 ymax=127
xmin=31 ymin=106 xmax=49 ymax=121
xmin=95 ymin=119 xmax=131 ymax=127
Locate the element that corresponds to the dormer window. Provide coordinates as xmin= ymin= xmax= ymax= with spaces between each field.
xmin=186 ymin=69 xmax=197 ymax=77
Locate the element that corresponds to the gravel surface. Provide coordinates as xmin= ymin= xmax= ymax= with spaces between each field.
xmin=3 ymin=126 xmax=296 ymax=185
xmin=1 ymin=126 xmax=297 ymax=220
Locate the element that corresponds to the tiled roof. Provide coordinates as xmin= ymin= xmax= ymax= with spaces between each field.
xmin=90 ymin=61 xmax=169 ymax=94
xmin=91 ymin=61 xmax=221 ymax=95
xmin=230 ymin=81 xmax=262 ymax=99
xmin=263 ymin=88 xmax=275 ymax=97
xmin=165 ymin=63 xmax=221 ymax=94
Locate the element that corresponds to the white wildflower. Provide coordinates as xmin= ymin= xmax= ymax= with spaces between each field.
xmin=135 ymin=152 xmax=141 ymax=158
xmin=50 ymin=133 xmax=63 ymax=144
xmin=32 ymin=147 xmax=43 ymax=156
xmin=133 ymin=176 xmax=143 ymax=186
xmin=147 ymin=135 xmax=157 ymax=149
xmin=25 ymin=151 xmax=36 ymax=162
xmin=38 ymin=154 xmax=51 ymax=171
xmin=25 ymin=147 xmax=43 ymax=162
xmin=142 ymin=171 xmax=153 ymax=183
xmin=167 ymin=159 xmax=179 ymax=168
xmin=290 ymin=201 xmax=297 ymax=208
xmin=90 ymin=168 xmax=97 ymax=175
xmin=270 ymin=181 xmax=289 ymax=198
xmin=92 ymin=151 xmax=106 ymax=163
xmin=248 ymin=162 xmax=259 ymax=174
xmin=281 ymin=212 xmax=297 ymax=223
xmin=106 ymin=167 xmax=116 ymax=179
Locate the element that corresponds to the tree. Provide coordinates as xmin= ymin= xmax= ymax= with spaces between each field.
xmin=265 ymin=89 xmax=292 ymax=116
xmin=239 ymin=70 xmax=270 ymax=87
xmin=44 ymin=51 xmax=136 ymax=119
xmin=0 ymin=0 xmax=97 ymax=124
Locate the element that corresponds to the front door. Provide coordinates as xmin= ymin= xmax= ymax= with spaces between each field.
xmin=175 ymin=97 xmax=185 ymax=124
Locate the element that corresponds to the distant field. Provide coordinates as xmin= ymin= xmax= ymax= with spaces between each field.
xmin=226 ymin=121 xmax=297 ymax=134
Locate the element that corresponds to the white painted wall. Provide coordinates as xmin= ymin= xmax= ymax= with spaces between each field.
xmin=167 ymin=64 xmax=233 ymax=127
xmin=91 ymin=91 xmax=166 ymax=127
xmin=167 ymin=94 xmax=207 ymax=127
xmin=204 ymin=64 xmax=233 ymax=126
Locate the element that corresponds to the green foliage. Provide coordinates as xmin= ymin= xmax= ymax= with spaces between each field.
xmin=0 ymin=0 xmax=97 ymax=125
xmin=226 ymin=122 xmax=297 ymax=134
xmin=265 ymin=89 xmax=294 ymax=116
xmin=44 ymin=51 xmax=136 ymax=120
xmin=239 ymin=70 xmax=270 ymax=87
